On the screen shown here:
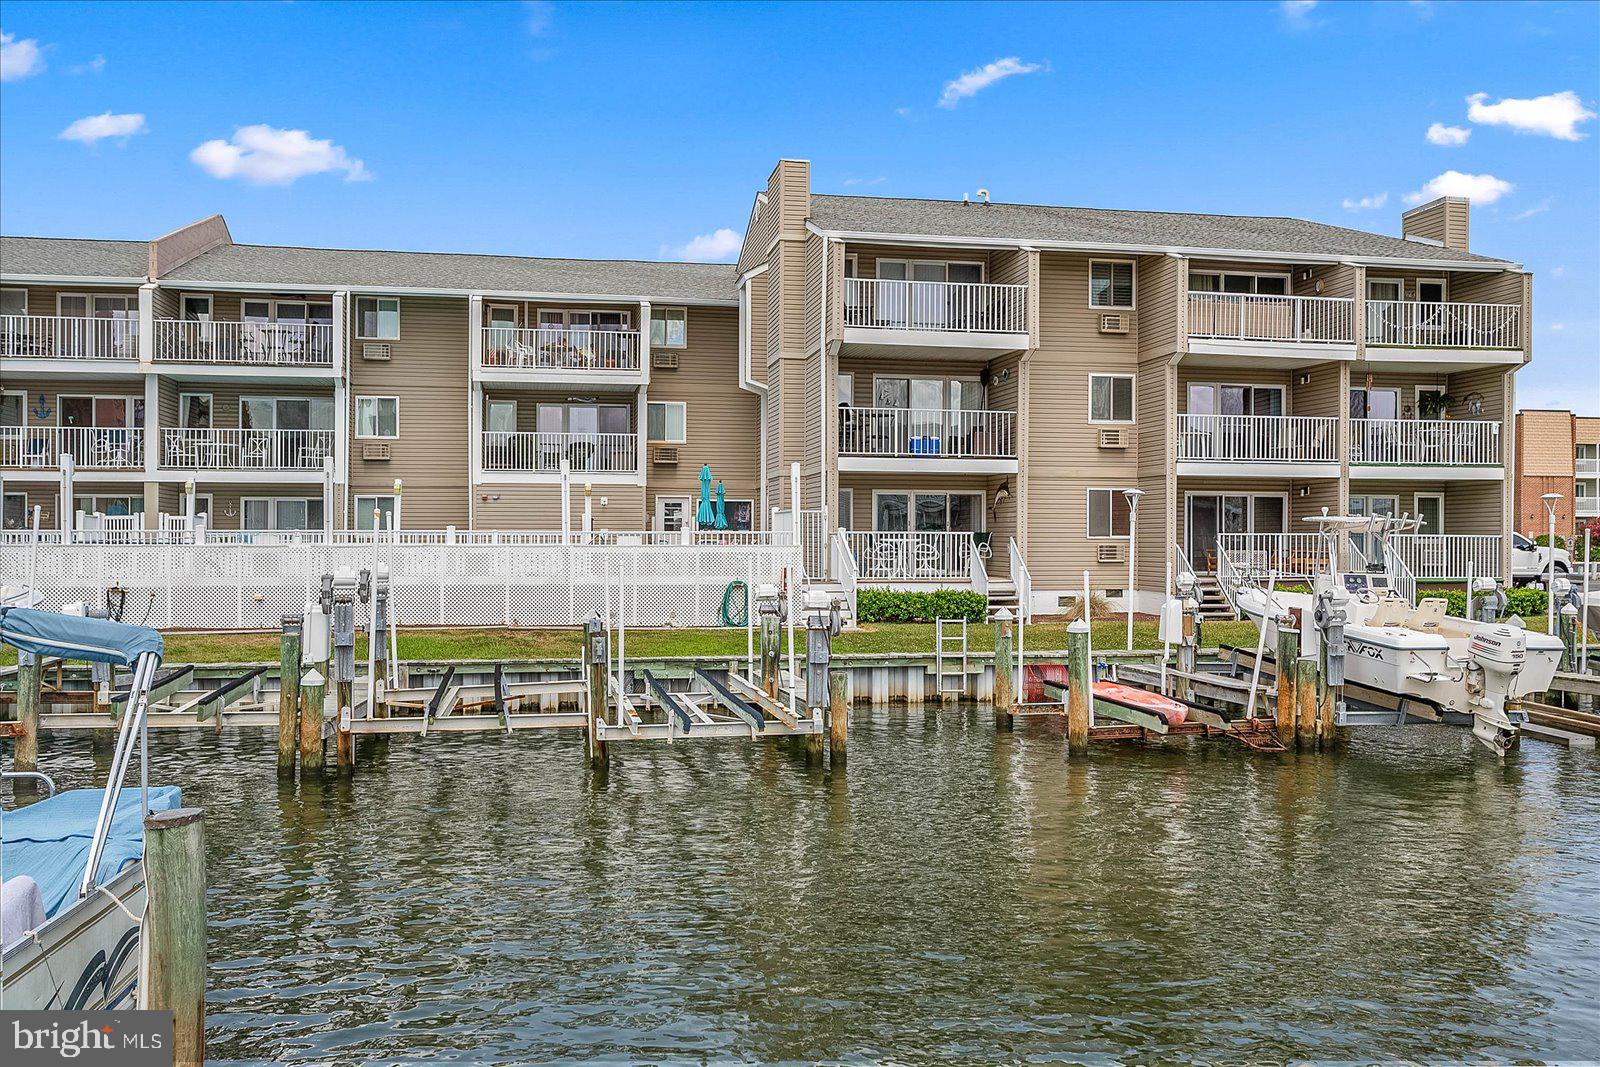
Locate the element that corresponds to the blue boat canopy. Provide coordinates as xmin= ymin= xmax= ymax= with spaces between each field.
xmin=0 ymin=607 xmax=164 ymax=667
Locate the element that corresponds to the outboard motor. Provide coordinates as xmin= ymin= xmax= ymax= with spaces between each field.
xmin=1467 ymin=624 xmax=1527 ymax=755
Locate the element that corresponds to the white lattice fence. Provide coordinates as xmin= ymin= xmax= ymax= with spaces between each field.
xmin=5 ymin=541 xmax=802 ymax=629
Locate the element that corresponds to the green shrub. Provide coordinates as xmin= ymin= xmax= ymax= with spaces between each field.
xmin=1418 ymin=586 xmax=1545 ymax=619
xmin=855 ymin=589 xmax=988 ymax=624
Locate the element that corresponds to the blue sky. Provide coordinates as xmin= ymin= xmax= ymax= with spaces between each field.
xmin=2 ymin=0 xmax=1596 ymax=410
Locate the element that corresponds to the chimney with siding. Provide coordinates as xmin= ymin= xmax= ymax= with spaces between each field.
xmin=149 ymin=214 xmax=232 ymax=278
xmin=1400 ymin=196 xmax=1469 ymax=253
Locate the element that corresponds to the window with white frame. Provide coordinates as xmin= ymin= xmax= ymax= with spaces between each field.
xmin=3 ymin=492 xmax=27 ymax=530
xmin=180 ymin=294 xmax=213 ymax=321
xmin=1188 ymin=271 xmax=1289 ymax=296
xmin=1090 ymin=261 xmax=1135 ymax=309
xmin=74 ymin=495 xmax=143 ymax=518
xmin=1 ymin=288 xmax=26 ymax=316
xmin=355 ymin=397 xmax=399 ymax=438
xmin=650 ymin=306 xmax=687 ymax=348
xmin=1 ymin=390 xmax=22 ymax=428
xmin=179 ymin=393 xmax=212 ymax=429
xmin=1087 ymin=488 xmax=1133 ymax=538
xmin=723 ymin=499 xmax=755 ymax=532
xmin=355 ymin=495 xmax=399 ymax=532
xmin=357 ymin=297 xmax=400 ymax=339
xmin=872 ymin=491 xmax=982 ymax=532
xmin=241 ymin=396 xmax=334 ymax=432
xmin=1089 ymin=374 xmax=1135 ymax=423
xmin=647 ymin=402 xmax=686 ymax=443
xmin=243 ymin=497 xmax=324 ymax=532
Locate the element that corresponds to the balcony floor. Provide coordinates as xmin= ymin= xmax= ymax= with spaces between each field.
xmin=839 ymin=327 xmax=1029 ymax=361
xmin=838 ymin=455 xmax=1017 ymax=475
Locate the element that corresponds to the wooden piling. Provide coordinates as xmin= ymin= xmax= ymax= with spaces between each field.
xmin=759 ymin=610 xmax=780 ymax=699
xmin=1296 ymin=656 xmax=1317 ymax=752
xmin=583 ymin=620 xmax=609 ymax=770
xmin=299 ymin=668 xmax=325 ymax=776
xmin=1065 ymin=619 xmax=1091 ymax=756
xmin=277 ymin=618 xmax=302 ymax=777
xmin=828 ymin=670 xmax=848 ymax=768
xmin=15 ymin=654 xmax=41 ymax=781
xmin=1275 ymin=625 xmax=1299 ymax=745
xmin=143 ymin=807 xmax=206 ymax=1067
xmin=1175 ymin=610 xmax=1197 ymax=704
xmin=993 ymin=614 xmax=1015 ymax=729
xmin=335 ymin=679 xmax=354 ymax=775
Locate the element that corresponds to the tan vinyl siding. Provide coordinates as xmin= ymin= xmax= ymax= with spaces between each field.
xmin=187 ymin=483 xmax=329 ymax=531
xmin=4 ymin=377 xmax=146 ymax=429
xmin=745 ymin=271 xmax=768 ymax=388
xmin=10 ymin=284 xmax=141 ymax=318
xmin=473 ymin=482 xmax=646 ymax=531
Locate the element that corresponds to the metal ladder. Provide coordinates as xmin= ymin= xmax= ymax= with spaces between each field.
xmin=935 ymin=618 xmax=968 ymax=694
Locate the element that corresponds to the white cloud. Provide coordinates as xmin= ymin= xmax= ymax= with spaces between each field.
xmin=1466 ymin=90 xmax=1596 ymax=141
xmin=1341 ymin=192 xmax=1388 ymax=211
xmin=1426 ymin=122 xmax=1471 ymax=146
xmin=1405 ymin=171 xmax=1514 ymax=205
xmin=190 ymin=125 xmax=371 ymax=185
xmin=1550 ymin=265 xmax=1567 ymax=278
xmin=663 ymin=228 xmax=741 ymax=263
xmin=842 ymin=176 xmax=886 ymax=188
xmin=1511 ymin=197 xmax=1552 ymax=221
xmin=895 ymin=107 xmax=913 ymax=119
xmin=58 ymin=112 xmax=147 ymax=145
xmin=0 ymin=30 xmax=45 ymax=81
xmin=1548 ymin=322 xmax=1566 ymax=332
xmin=1280 ymin=1 xmax=1320 ymax=28
xmin=937 ymin=57 xmax=1042 ymax=109
xmin=69 ymin=54 xmax=106 ymax=75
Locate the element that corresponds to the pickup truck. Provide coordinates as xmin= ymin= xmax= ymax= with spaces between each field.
xmin=1510 ymin=531 xmax=1573 ymax=583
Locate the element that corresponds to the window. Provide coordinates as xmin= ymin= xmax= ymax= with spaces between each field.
xmin=647 ymin=401 xmax=686 ymax=443
xmin=872 ymin=376 xmax=984 ymax=411
xmin=179 ymin=393 xmax=212 ymax=429
xmin=1366 ymin=279 xmax=1403 ymax=303
xmin=838 ymin=488 xmax=854 ymax=529
xmin=723 ymin=499 xmax=755 ymax=532
xmin=180 ymin=294 xmax=212 ymax=322
xmin=1415 ymin=493 xmax=1444 ymax=534
xmin=1087 ymin=489 xmax=1133 ymax=538
xmin=3 ymin=492 xmax=26 ymax=530
xmin=650 ymin=306 xmax=687 ymax=348
xmin=1 ymin=391 xmax=21 ymax=427
xmin=486 ymin=399 xmax=517 ymax=434
xmin=871 ymin=491 xmax=983 ymax=532
xmin=241 ymin=396 xmax=334 ymax=431
xmin=355 ymin=495 xmax=399 ymax=532
xmin=837 ymin=373 xmax=854 ymax=408
xmin=1349 ymin=387 xmax=1399 ymax=421
xmin=1 ymin=288 xmax=25 ymax=316
xmin=1089 ymin=374 xmax=1135 ymax=423
xmin=74 ymin=495 xmax=142 ymax=518
xmin=357 ymin=297 xmax=400 ymax=339
xmin=356 ymin=397 xmax=399 ymax=438
xmin=1417 ymin=279 xmax=1446 ymax=303
xmin=1187 ymin=383 xmax=1284 ymax=417
xmin=60 ymin=395 xmax=143 ymax=428
xmin=1189 ymin=272 xmax=1289 ymax=296
xmin=243 ymin=497 xmax=324 ymax=532
xmin=1090 ymin=261 xmax=1135 ymax=308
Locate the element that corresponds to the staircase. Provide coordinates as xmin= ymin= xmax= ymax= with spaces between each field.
xmin=986 ymin=577 xmax=1020 ymax=617
xmin=1194 ymin=574 xmax=1236 ymax=620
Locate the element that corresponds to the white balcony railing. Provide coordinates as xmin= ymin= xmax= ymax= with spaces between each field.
xmin=838 ymin=407 xmax=1016 ymax=459
xmin=0 ymin=315 xmax=139 ymax=360
xmin=1177 ymin=414 xmax=1338 ymax=463
xmin=845 ymin=530 xmax=975 ymax=581
xmin=480 ymin=327 xmax=641 ymax=372
xmin=1218 ymin=533 xmax=1331 ymax=579
xmin=153 ymin=320 xmax=336 ymax=367
xmin=1389 ymin=534 xmax=1503 ymax=581
xmin=1574 ymin=497 xmax=1598 ymax=519
xmin=1 ymin=426 xmax=145 ymax=469
xmin=1576 ymin=458 xmax=1600 ymax=476
xmin=1350 ymin=419 xmax=1501 ymax=466
xmin=1365 ymin=301 xmax=1521 ymax=349
xmin=481 ymin=431 xmax=638 ymax=473
xmin=1186 ymin=292 xmax=1354 ymax=344
xmin=161 ymin=428 xmax=335 ymax=471
xmin=842 ymin=278 xmax=1027 ymax=335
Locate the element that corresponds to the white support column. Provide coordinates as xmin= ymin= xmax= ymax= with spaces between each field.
xmin=634 ymin=388 xmax=648 ymax=489
xmin=138 ymin=284 xmax=156 ymax=366
xmin=637 ymin=300 xmax=651 ymax=495
xmin=143 ymin=371 xmax=160 ymax=475
xmin=333 ymin=290 xmax=348 ymax=379
xmin=639 ymin=300 xmax=652 ymax=386
xmin=468 ymin=294 xmax=484 ymax=529
xmin=337 ymin=291 xmax=352 ymax=529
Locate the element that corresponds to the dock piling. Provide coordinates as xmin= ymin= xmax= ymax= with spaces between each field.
xmin=1296 ymin=655 xmax=1317 ymax=751
xmin=757 ymin=585 xmax=781 ymax=699
xmin=993 ymin=610 xmax=1015 ymax=729
xmin=15 ymin=652 xmax=41 ymax=788
xmin=828 ymin=670 xmax=848 ymax=768
xmin=277 ymin=617 xmax=302 ymax=777
xmin=1065 ymin=618 xmax=1091 ymax=756
xmin=583 ymin=617 xmax=609 ymax=769
xmin=143 ymin=806 xmax=207 ymax=1067
xmin=1275 ymin=624 xmax=1299 ymax=746
xmin=299 ymin=669 xmax=325 ymax=776
xmin=803 ymin=591 xmax=833 ymax=765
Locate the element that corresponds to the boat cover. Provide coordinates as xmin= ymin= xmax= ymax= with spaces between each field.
xmin=0 ymin=608 xmax=163 ymax=668
xmin=2 ymin=787 xmax=182 ymax=919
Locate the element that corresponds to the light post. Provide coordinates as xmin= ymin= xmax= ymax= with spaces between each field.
xmin=1122 ymin=487 xmax=1144 ymax=651
xmin=1541 ymin=492 xmax=1562 ymax=635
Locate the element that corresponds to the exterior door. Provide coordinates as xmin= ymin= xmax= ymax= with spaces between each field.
xmin=656 ymin=495 xmax=691 ymax=534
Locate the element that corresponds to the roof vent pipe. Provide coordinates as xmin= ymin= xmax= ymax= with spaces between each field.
xmin=977 ymin=188 xmax=990 ymax=205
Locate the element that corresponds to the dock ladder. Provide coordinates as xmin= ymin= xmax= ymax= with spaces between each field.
xmin=935 ymin=618 xmax=968 ymax=695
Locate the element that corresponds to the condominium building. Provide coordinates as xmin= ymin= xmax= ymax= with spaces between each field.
xmin=1513 ymin=409 xmax=1600 ymax=539
xmin=2 ymin=159 xmax=1533 ymax=613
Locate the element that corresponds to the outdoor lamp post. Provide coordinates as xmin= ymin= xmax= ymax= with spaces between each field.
xmin=1122 ymin=487 xmax=1144 ymax=651
xmin=1541 ymin=492 xmax=1562 ymax=634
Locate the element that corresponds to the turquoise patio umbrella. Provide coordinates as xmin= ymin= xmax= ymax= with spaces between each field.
xmin=696 ymin=465 xmax=715 ymax=527
xmin=713 ymin=481 xmax=729 ymax=530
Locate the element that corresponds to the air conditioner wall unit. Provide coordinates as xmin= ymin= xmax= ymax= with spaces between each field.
xmin=362 ymin=342 xmax=392 ymax=361
xmin=652 ymin=350 xmax=679 ymax=370
xmin=1098 ymin=313 xmax=1129 ymax=335
xmin=651 ymin=445 xmax=679 ymax=466
xmin=1097 ymin=427 xmax=1135 ymax=449
xmin=361 ymin=443 xmax=391 ymax=461
xmin=1097 ymin=542 xmax=1127 ymax=564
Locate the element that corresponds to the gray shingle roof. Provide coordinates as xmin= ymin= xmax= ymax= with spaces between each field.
xmin=809 ymin=194 xmax=1512 ymax=265
xmin=0 ymin=236 xmax=149 ymax=279
xmin=163 ymin=243 xmax=738 ymax=302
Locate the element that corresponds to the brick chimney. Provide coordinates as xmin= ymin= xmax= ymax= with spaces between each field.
xmin=1401 ymin=196 xmax=1469 ymax=253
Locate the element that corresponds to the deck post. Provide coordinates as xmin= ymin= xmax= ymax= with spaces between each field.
xmin=1065 ymin=618 xmax=1091 ymax=756
xmin=1275 ymin=624 xmax=1299 ymax=745
xmin=828 ymin=670 xmax=848 ymax=768
xmin=584 ymin=617 xmax=609 ymax=769
xmin=1296 ymin=655 xmax=1318 ymax=752
xmin=15 ymin=652 xmax=41 ymax=785
xmin=277 ymin=617 xmax=302 ymax=777
xmin=143 ymin=806 xmax=207 ymax=1067
xmin=299 ymin=668 xmax=325 ymax=776
xmin=803 ymin=590 xmax=831 ymax=765
xmin=757 ymin=585 xmax=781 ymax=699
xmin=332 ymin=574 xmax=357 ymax=775
xmin=993 ymin=609 xmax=1015 ymax=729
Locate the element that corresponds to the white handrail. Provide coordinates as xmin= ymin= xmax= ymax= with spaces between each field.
xmin=480 ymin=326 xmax=641 ymax=371
xmin=1349 ymin=419 xmax=1501 ymax=466
xmin=838 ymin=407 xmax=1016 ymax=458
xmin=1186 ymin=292 xmax=1354 ymax=343
xmin=1008 ymin=537 xmax=1033 ymax=623
xmin=1177 ymin=413 xmax=1338 ymax=463
xmin=1389 ymin=534 xmax=1503 ymax=582
xmin=481 ymin=431 xmax=638 ymax=473
xmin=153 ymin=320 xmax=336 ymax=366
xmin=845 ymin=530 xmax=975 ymax=581
xmin=1 ymin=426 xmax=145 ymax=470
xmin=1365 ymin=300 xmax=1520 ymax=349
xmin=0 ymin=314 xmax=139 ymax=360
xmin=161 ymin=428 xmax=335 ymax=471
xmin=832 ymin=528 xmax=859 ymax=622
xmin=842 ymin=278 xmax=1027 ymax=334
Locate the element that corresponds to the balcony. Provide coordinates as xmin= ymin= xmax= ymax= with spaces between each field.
xmin=1365 ymin=301 xmax=1521 ymax=353
xmin=1389 ymin=534 xmax=1503 ymax=581
xmin=1176 ymin=413 xmax=1339 ymax=477
xmin=160 ymin=428 xmax=335 ymax=473
xmin=0 ymin=315 xmax=138 ymax=363
xmin=1350 ymin=418 xmax=1501 ymax=478
xmin=477 ymin=326 xmax=642 ymax=387
xmin=481 ymin=431 xmax=638 ymax=475
xmin=838 ymin=407 xmax=1017 ymax=473
xmin=1186 ymin=292 xmax=1355 ymax=356
xmin=153 ymin=320 xmax=336 ymax=369
xmin=844 ymin=530 xmax=978 ymax=584
xmin=1577 ymin=458 xmax=1600 ymax=476
xmin=1 ymin=426 xmax=144 ymax=471
xmin=1575 ymin=497 xmax=1599 ymax=519
xmin=840 ymin=278 xmax=1029 ymax=358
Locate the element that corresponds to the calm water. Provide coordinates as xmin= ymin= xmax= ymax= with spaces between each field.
xmin=25 ymin=709 xmax=1600 ymax=1064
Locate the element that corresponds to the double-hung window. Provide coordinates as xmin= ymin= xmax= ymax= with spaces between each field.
xmin=1087 ymin=489 xmax=1132 ymax=539
xmin=647 ymin=402 xmax=686 ymax=443
xmin=357 ymin=297 xmax=400 ymax=340
xmin=355 ymin=397 xmax=399 ymax=438
xmin=1090 ymin=261 xmax=1135 ymax=309
xmin=1089 ymin=374 xmax=1135 ymax=423
xmin=650 ymin=307 xmax=687 ymax=348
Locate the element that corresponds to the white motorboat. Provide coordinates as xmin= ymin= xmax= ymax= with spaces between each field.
xmin=1230 ymin=514 xmax=1564 ymax=756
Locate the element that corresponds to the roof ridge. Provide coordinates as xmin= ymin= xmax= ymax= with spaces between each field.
xmin=811 ymin=192 xmax=1308 ymax=225
xmin=215 ymin=241 xmax=736 ymax=270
